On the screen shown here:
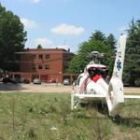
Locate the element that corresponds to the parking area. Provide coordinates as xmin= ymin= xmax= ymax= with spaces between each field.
xmin=0 ymin=83 xmax=72 ymax=93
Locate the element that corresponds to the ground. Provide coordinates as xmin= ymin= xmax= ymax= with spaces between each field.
xmin=0 ymin=83 xmax=140 ymax=94
xmin=0 ymin=83 xmax=140 ymax=139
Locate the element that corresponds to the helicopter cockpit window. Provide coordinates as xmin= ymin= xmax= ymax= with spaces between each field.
xmin=99 ymin=68 xmax=108 ymax=78
xmin=88 ymin=68 xmax=96 ymax=76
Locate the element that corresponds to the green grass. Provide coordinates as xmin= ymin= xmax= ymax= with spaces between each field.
xmin=0 ymin=92 xmax=140 ymax=140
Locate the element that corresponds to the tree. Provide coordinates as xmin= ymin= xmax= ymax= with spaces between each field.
xmin=68 ymin=30 xmax=115 ymax=74
xmin=106 ymin=34 xmax=116 ymax=52
xmin=37 ymin=44 xmax=42 ymax=49
xmin=89 ymin=30 xmax=106 ymax=43
xmin=68 ymin=54 xmax=84 ymax=73
xmin=68 ymin=40 xmax=113 ymax=73
xmin=68 ymin=30 xmax=117 ymax=74
xmin=124 ymin=19 xmax=140 ymax=86
xmin=0 ymin=3 xmax=27 ymax=71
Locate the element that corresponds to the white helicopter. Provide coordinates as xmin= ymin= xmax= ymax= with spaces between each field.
xmin=71 ymin=34 xmax=140 ymax=117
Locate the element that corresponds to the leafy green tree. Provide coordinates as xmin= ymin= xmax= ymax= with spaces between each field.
xmin=68 ymin=54 xmax=84 ymax=73
xmin=68 ymin=40 xmax=113 ymax=73
xmin=0 ymin=3 xmax=27 ymax=71
xmin=89 ymin=30 xmax=106 ymax=43
xmin=106 ymin=34 xmax=116 ymax=52
xmin=68 ymin=30 xmax=116 ymax=73
xmin=37 ymin=44 xmax=42 ymax=49
xmin=124 ymin=19 xmax=140 ymax=86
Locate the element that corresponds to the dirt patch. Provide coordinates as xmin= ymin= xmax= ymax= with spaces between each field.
xmin=124 ymin=87 xmax=140 ymax=94
xmin=20 ymin=83 xmax=72 ymax=93
xmin=0 ymin=83 xmax=140 ymax=94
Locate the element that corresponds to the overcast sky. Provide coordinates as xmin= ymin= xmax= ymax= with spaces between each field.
xmin=1 ymin=0 xmax=140 ymax=52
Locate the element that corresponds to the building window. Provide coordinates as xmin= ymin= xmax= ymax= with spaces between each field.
xmin=46 ymin=54 xmax=50 ymax=59
xmin=32 ymin=55 xmax=36 ymax=59
xmin=38 ymin=65 xmax=43 ymax=69
xmin=45 ymin=64 xmax=49 ymax=69
xmin=39 ymin=54 xmax=43 ymax=59
xmin=32 ymin=65 xmax=36 ymax=70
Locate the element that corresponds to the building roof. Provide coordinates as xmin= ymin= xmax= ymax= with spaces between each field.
xmin=15 ymin=48 xmax=74 ymax=55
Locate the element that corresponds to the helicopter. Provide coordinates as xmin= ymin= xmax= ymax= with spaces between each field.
xmin=71 ymin=34 xmax=140 ymax=117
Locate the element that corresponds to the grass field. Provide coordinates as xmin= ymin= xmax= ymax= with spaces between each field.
xmin=0 ymin=92 xmax=140 ymax=140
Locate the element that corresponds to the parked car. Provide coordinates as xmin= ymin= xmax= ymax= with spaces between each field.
xmin=2 ymin=77 xmax=17 ymax=84
xmin=123 ymin=82 xmax=131 ymax=87
xmin=24 ymin=79 xmax=30 ymax=84
xmin=33 ymin=78 xmax=41 ymax=84
xmin=63 ymin=79 xmax=70 ymax=85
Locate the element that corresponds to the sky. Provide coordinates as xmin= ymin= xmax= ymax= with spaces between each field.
xmin=0 ymin=0 xmax=140 ymax=53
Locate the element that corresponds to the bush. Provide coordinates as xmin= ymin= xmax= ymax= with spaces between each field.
xmin=134 ymin=79 xmax=140 ymax=87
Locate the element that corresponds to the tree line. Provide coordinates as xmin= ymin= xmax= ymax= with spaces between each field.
xmin=0 ymin=3 xmax=140 ymax=86
xmin=0 ymin=3 xmax=27 ymax=71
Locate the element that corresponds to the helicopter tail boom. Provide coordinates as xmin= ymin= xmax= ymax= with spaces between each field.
xmin=106 ymin=34 xmax=127 ymax=116
xmin=112 ymin=35 xmax=127 ymax=79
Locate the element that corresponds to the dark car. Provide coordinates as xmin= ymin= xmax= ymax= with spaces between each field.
xmin=2 ymin=77 xmax=17 ymax=84
xmin=123 ymin=82 xmax=131 ymax=87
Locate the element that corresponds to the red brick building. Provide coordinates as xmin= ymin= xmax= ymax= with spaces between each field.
xmin=10 ymin=48 xmax=77 ymax=83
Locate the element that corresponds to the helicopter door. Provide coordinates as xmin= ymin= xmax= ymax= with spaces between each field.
xmin=73 ymin=74 xmax=84 ymax=94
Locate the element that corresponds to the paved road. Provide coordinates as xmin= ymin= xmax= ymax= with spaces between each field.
xmin=0 ymin=83 xmax=72 ymax=93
